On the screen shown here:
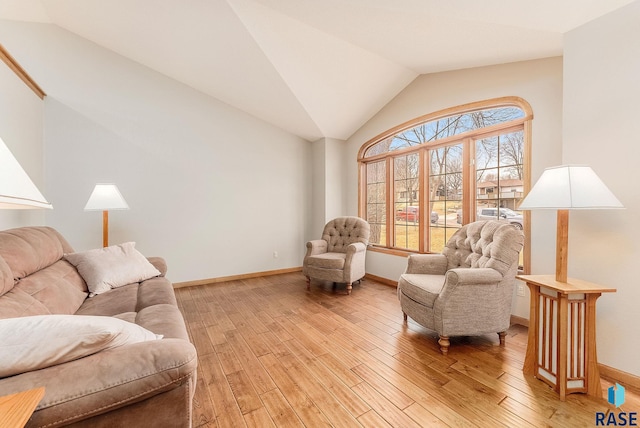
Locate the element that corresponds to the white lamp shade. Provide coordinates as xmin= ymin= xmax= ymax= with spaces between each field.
xmin=518 ymin=165 xmax=623 ymax=210
xmin=0 ymin=136 xmax=52 ymax=209
xmin=84 ymin=184 xmax=129 ymax=211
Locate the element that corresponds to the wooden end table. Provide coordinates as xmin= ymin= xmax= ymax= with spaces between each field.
xmin=516 ymin=275 xmax=616 ymax=401
xmin=0 ymin=387 xmax=45 ymax=428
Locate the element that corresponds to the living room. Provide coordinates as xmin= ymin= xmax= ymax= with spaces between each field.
xmin=1 ymin=1 xmax=639 ymax=426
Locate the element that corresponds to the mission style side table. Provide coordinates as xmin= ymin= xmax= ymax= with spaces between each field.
xmin=516 ymin=274 xmax=616 ymax=401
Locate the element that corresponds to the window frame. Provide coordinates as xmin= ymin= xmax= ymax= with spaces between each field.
xmin=357 ymin=96 xmax=533 ymax=272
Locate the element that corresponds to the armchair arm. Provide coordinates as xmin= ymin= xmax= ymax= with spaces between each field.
xmin=444 ymin=267 xmax=503 ymax=287
xmin=345 ymin=242 xmax=367 ymax=256
xmin=405 ymin=254 xmax=448 ymax=275
xmin=343 ymin=242 xmax=368 ymax=283
xmin=305 ymin=240 xmax=328 ymax=257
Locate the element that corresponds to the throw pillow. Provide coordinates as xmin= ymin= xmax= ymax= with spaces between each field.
xmin=0 ymin=314 xmax=162 ymax=378
xmin=64 ymin=242 xmax=161 ymax=295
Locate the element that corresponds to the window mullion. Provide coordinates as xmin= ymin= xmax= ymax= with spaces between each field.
xmin=386 ymin=157 xmax=393 ymax=249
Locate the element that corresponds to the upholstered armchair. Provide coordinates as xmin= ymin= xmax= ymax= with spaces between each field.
xmin=303 ymin=217 xmax=370 ymax=295
xmin=398 ymin=220 xmax=524 ymax=355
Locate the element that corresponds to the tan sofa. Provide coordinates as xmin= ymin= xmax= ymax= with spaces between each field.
xmin=0 ymin=226 xmax=197 ymax=427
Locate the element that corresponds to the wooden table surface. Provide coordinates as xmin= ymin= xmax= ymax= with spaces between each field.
xmin=0 ymin=387 xmax=45 ymax=428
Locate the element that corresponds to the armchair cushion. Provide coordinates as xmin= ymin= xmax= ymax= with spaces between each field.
xmin=398 ymin=274 xmax=445 ymax=308
xmin=304 ymin=252 xmax=346 ymax=270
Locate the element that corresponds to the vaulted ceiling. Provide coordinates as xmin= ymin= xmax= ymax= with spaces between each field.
xmin=0 ymin=0 xmax=634 ymax=141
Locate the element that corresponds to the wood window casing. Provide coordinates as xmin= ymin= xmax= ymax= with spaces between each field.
xmin=358 ymin=96 xmax=533 ymax=272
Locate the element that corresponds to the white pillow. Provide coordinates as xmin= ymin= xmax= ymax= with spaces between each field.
xmin=0 ymin=315 xmax=162 ymax=378
xmin=64 ymin=242 xmax=161 ymax=295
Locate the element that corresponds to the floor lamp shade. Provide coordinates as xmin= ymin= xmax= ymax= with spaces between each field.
xmin=84 ymin=184 xmax=129 ymax=247
xmin=84 ymin=184 xmax=129 ymax=211
xmin=518 ymin=165 xmax=623 ymax=282
xmin=0 ymin=136 xmax=52 ymax=209
xmin=518 ymin=165 xmax=623 ymax=210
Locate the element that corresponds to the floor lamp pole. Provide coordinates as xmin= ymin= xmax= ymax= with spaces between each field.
xmin=102 ymin=210 xmax=109 ymax=247
xmin=556 ymin=209 xmax=569 ymax=283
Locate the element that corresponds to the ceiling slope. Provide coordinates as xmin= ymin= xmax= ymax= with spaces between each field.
xmin=0 ymin=0 xmax=637 ymax=141
xmin=227 ymin=0 xmax=417 ymax=139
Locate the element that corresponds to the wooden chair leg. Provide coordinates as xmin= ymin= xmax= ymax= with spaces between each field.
xmin=346 ymin=282 xmax=352 ymax=295
xmin=498 ymin=331 xmax=507 ymax=346
xmin=305 ymin=276 xmax=310 ymax=291
xmin=403 ymin=312 xmax=407 ymax=322
xmin=438 ymin=335 xmax=450 ymax=356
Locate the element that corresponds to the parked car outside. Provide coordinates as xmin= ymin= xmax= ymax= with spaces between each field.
xmin=396 ymin=206 xmax=439 ymax=223
xmin=457 ymin=208 xmax=523 ymax=229
xmin=477 ymin=207 xmax=523 ymax=229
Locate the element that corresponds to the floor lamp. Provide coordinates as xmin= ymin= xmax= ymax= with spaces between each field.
xmin=0 ymin=137 xmax=52 ymax=210
xmin=84 ymin=184 xmax=129 ymax=247
xmin=518 ymin=165 xmax=624 ymax=282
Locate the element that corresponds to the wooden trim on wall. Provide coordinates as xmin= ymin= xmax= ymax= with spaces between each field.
xmin=173 ymin=267 xmax=302 ymax=289
xmin=364 ymin=273 xmax=397 ymax=288
xmin=599 ymin=364 xmax=640 ymax=392
xmin=0 ymin=44 xmax=46 ymax=99
xmin=510 ymin=315 xmax=529 ymax=327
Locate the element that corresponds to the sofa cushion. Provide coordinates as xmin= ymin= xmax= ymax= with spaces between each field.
xmin=0 ymin=227 xmax=87 ymax=316
xmin=0 ymin=226 xmax=72 ymax=280
xmin=0 ymin=314 xmax=162 ymax=378
xmin=0 ymin=256 xmax=12 ymax=297
xmin=3 ymin=339 xmax=197 ymax=428
xmin=13 ymin=259 xmax=88 ymax=315
xmin=64 ymin=242 xmax=161 ymax=295
xmin=75 ymin=276 xmax=188 ymax=340
xmin=0 ymin=288 xmax=50 ymax=318
xmin=304 ymin=252 xmax=346 ymax=270
xmin=398 ymin=273 xmax=445 ymax=308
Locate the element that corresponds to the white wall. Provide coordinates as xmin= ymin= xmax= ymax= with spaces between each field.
xmin=0 ymin=21 xmax=311 ymax=283
xmin=563 ymin=0 xmax=640 ymax=376
xmin=346 ymin=57 xmax=564 ymax=318
xmin=310 ymin=137 xmax=348 ymax=235
xmin=0 ymin=50 xmax=46 ymax=228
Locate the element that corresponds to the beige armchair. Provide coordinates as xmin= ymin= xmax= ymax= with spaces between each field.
xmin=303 ymin=217 xmax=370 ymax=295
xmin=398 ymin=220 xmax=524 ymax=355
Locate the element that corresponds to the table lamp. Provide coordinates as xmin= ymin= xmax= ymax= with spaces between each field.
xmin=0 ymin=136 xmax=52 ymax=209
xmin=84 ymin=184 xmax=129 ymax=247
xmin=518 ymin=165 xmax=623 ymax=282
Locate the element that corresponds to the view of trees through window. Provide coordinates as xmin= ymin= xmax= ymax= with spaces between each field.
xmin=359 ymin=99 xmax=529 ymax=260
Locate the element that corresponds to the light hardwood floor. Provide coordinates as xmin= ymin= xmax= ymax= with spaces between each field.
xmin=175 ymin=272 xmax=639 ymax=427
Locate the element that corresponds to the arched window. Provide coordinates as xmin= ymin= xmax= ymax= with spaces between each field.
xmin=358 ymin=97 xmax=532 ymax=269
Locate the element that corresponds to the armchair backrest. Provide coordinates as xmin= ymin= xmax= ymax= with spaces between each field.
xmin=442 ymin=220 xmax=524 ymax=277
xmin=322 ymin=217 xmax=370 ymax=253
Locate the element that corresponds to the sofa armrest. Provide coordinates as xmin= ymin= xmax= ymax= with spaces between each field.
xmin=405 ymin=254 xmax=448 ymax=275
xmin=0 ymin=339 xmax=197 ymax=427
xmin=147 ymin=257 xmax=167 ymax=277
